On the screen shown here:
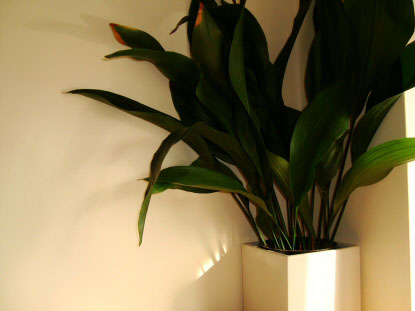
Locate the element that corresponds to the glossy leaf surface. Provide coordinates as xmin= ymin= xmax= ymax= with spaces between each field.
xmin=334 ymin=138 xmax=415 ymax=214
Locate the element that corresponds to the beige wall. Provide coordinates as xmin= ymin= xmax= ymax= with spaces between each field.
xmin=336 ymin=98 xmax=412 ymax=310
xmin=0 ymin=1 xmax=303 ymax=310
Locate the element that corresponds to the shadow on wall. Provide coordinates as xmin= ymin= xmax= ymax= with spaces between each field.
xmin=26 ymin=14 xmax=112 ymax=46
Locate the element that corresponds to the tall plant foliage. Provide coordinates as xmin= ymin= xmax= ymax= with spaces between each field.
xmin=70 ymin=0 xmax=415 ymax=250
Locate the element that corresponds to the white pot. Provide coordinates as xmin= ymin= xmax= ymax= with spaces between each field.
xmin=242 ymin=242 xmax=361 ymax=311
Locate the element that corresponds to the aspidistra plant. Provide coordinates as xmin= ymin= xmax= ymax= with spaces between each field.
xmin=70 ymin=0 xmax=415 ymax=250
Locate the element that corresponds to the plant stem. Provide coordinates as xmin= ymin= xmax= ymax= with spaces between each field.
xmin=329 ymin=121 xmax=355 ymax=227
xmin=317 ymin=191 xmax=326 ymax=241
xmin=231 ymin=193 xmax=265 ymax=245
xmin=310 ymin=182 xmax=316 ymax=223
xmin=329 ymin=199 xmax=349 ymax=243
xmin=269 ymin=183 xmax=288 ymax=237
xmin=292 ymin=207 xmax=299 ymax=250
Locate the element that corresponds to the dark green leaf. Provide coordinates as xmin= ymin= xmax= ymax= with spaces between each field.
xmin=105 ymin=49 xmax=200 ymax=93
xmin=191 ymin=122 xmax=258 ymax=185
xmin=334 ymin=138 xmax=415 ymax=214
xmin=344 ymin=0 xmax=414 ymax=110
xmin=147 ymin=181 xmax=216 ymax=194
xmin=229 ymin=9 xmax=252 ymax=116
xmin=306 ymin=0 xmax=352 ymax=102
xmin=196 ymin=76 xmax=234 ymax=134
xmin=267 ymin=151 xmax=292 ymax=202
xmin=305 ymin=34 xmax=323 ymax=103
xmin=109 ymin=23 xmax=164 ymax=51
xmin=139 ymin=128 xmax=193 ymax=245
xmin=154 ymin=165 xmax=269 ymax=213
xmin=351 ymin=94 xmax=401 ymax=163
xmin=191 ymin=4 xmax=230 ymax=94
xmin=274 ymin=0 xmax=312 ymax=95
xmin=170 ymin=16 xmax=189 ymax=35
xmin=169 ymin=82 xmax=218 ymax=128
xmin=68 ymin=89 xmax=217 ymax=169
xmin=187 ymin=0 xmax=219 ymax=44
xmin=290 ymin=83 xmax=350 ymax=205
xmin=316 ymin=133 xmax=347 ymax=188
xmin=367 ymin=42 xmax=415 ymax=110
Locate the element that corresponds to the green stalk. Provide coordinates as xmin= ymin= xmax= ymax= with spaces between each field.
xmin=329 ymin=121 xmax=355 ymax=226
xmin=310 ymin=182 xmax=316 ymax=223
xmin=231 ymin=193 xmax=266 ymax=245
xmin=329 ymin=199 xmax=349 ymax=243
xmin=317 ymin=190 xmax=326 ymax=242
xmin=292 ymin=206 xmax=299 ymax=250
xmin=286 ymin=200 xmax=292 ymax=238
xmin=269 ymin=183 xmax=288 ymax=237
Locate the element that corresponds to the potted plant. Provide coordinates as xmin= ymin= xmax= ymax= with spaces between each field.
xmin=69 ymin=0 xmax=415 ymax=310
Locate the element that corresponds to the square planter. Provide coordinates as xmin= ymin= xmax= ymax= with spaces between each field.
xmin=242 ymin=242 xmax=360 ymax=311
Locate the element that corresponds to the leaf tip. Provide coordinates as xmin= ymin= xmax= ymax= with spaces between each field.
xmin=109 ymin=23 xmax=127 ymax=45
xmin=195 ymin=3 xmax=205 ymax=27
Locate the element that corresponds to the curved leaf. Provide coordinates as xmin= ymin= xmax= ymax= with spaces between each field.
xmin=109 ymin=23 xmax=164 ymax=51
xmin=68 ymin=89 xmax=216 ymax=169
xmin=274 ymin=0 xmax=312 ymax=94
xmin=148 ymin=181 xmax=216 ymax=194
xmin=290 ymin=83 xmax=350 ymax=205
xmin=334 ymin=138 xmax=415 ymax=214
xmin=105 ymin=49 xmax=200 ymax=93
xmin=267 ymin=151 xmax=292 ymax=202
xmin=170 ymin=16 xmax=189 ymax=35
xmin=154 ymin=166 xmax=269 ymax=213
xmin=187 ymin=0 xmax=218 ymax=44
xmin=191 ymin=3 xmax=229 ymax=94
xmin=351 ymin=94 xmax=401 ymax=163
xmin=316 ymin=133 xmax=347 ymax=188
xmin=139 ymin=128 xmax=193 ymax=245
xmin=234 ymin=108 xmax=263 ymax=180
xmin=190 ymin=122 xmax=258 ymax=186
xmin=196 ymin=76 xmax=234 ymax=134
xmin=169 ymin=81 xmax=218 ymax=128
xmin=229 ymin=9 xmax=252 ymax=116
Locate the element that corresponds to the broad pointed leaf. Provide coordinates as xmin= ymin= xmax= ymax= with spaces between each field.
xmin=187 ymin=0 xmax=218 ymax=44
xmin=334 ymin=138 xmax=415 ymax=214
xmin=351 ymin=94 xmax=401 ymax=163
xmin=316 ymin=133 xmax=347 ymax=188
xmin=68 ymin=89 xmax=216 ymax=169
xmin=306 ymin=0 xmax=352 ymax=102
xmin=196 ymin=76 xmax=234 ymax=134
xmin=169 ymin=81 xmax=218 ymax=128
xmin=139 ymin=128 xmax=193 ymax=245
xmin=274 ymin=0 xmax=312 ymax=94
xmin=234 ymin=108 xmax=263 ymax=180
xmin=267 ymin=151 xmax=292 ymax=202
xmin=105 ymin=49 xmax=200 ymax=93
xmin=229 ymin=10 xmax=252 ymax=116
xmin=191 ymin=3 xmax=230 ymax=94
xmin=290 ymin=83 xmax=350 ymax=205
xmin=148 ymin=181 xmax=216 ymax=194
xmin=153 ymin=165 xmax=269 ymax=213
xmin=109 ymin=23 xmax=164 ymax=51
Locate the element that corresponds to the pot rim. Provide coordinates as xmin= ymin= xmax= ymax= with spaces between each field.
xmin=245 ymin=240 xmax=354 ymax=255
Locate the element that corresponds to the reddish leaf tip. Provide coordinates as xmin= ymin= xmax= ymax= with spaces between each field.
xmin=109 ymin=23 xmax=126 ymax=45
xmin=195 ymin=3 xmax=204 ymax=27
